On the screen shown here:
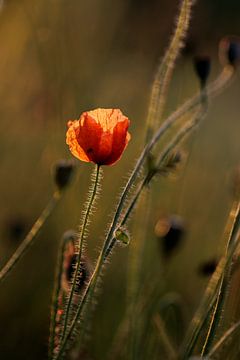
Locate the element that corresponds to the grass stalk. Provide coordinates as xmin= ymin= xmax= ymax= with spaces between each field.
xmin=146 ymin=0 xmax=194 ymax=141
xmin=0 ymin=190 xmax=61 ymax=283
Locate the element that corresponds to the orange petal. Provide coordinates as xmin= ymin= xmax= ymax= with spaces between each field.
xmin=104 ymin=118 xmax=130 ymax=165
xmin=66 ymin=120 xmax=90 ymax=162
xmin=77 ymin=113 xmax=104 ymax=163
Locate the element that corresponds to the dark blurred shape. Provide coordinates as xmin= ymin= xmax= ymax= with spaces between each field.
xmin=5 ymin=216 xmax=27 ymax=242
xmin=198 ymin=258 xmax=218 ymax=277
xmin=61 ymin=234 xmax=91 ymax=294
xmin=219 ymin=36 xmax=240 ymax=67
xmin=54 ymin=160 xmax=75 ymax=190
xmin=193 ymin=56 xmax=211 ymax=87
xmin=155 ymin=215 xmax=185 ymax=259
xmin=65 ymin=254 xmax=90 ymax=293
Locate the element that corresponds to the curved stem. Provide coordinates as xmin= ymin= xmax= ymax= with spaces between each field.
xmin=54 ymin=66 xmax=234 ymax=360
xmin=0 ymin=191 xmax=61 ymax=283
xmin=146 ymin=0 xmax=194 ymax=141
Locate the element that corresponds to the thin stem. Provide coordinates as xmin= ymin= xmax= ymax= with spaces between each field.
xmin=54 ymin=66 xmax=234 ymax=359
xmin=48 ymin=235 xmax=67 ymax=359
xmin=153 ymin=313 xmax=177 ymax=359
xmin=201 ymin=200 xmax=240 ymax=356
xmin=208 ymin=320 xmax=240 ymax=358
xmin=146 ymin=0 xmax=194 ymax=141
xmin=102 ymin=65 xmax=233 ymax=264
xmin=59 ymin=164 xmax=102 ymax=350
xmin=0 ymin=191 xmax=61 ymax=283
xmin=180 ymin=210 xmax=240 ymax=359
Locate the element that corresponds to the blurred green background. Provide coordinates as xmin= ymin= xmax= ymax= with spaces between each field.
xmin=0 ymin=0 xmax=240 ymax=359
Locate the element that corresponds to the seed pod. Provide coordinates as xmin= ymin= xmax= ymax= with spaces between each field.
xmin=219 ymin=36 xmax=240 ymax=67
xmin=193 ymin=56 xmax=211 ymax=87
xmin=198 ymin=258 xmax=218 ymax=277
xmin=54 ymin=159 xmax=75 ymax=190
xmin=155 ymin=215 xmax=185 ymax=259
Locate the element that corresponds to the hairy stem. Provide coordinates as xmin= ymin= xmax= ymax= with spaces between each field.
xmin=58 ymin=164 xmax=102 ymax=353
xmin=146 ymin=0 xmax=194 ymax=141
xmin=54 ymin=65 xmax=234 ymax=359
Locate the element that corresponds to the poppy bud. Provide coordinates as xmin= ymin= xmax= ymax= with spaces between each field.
xmin=193 ymin=56 xmax=211 ymax=87
xmin=219 ymin=36 xmax=240 ymax=67
xmin=155 ymin=215 xmax=185 ymax=259
xmin=198 ymin=258 xmax=218 ymax=277
xmin=54 ymin=160 xmax=75 ymax=190
xmin=115 ymin=227 xmax=130 ymax=246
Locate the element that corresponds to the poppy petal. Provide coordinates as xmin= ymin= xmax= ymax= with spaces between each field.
xmin=66 ymin=121 xmax=90 ymax=162
xmin=104 ymin=118 xmax=130 ymax=165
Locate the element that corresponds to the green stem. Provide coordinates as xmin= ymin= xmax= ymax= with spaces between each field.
xmin=54 ymin=66 xmax=234 ymax=359
xmin=0 ymin=191 xmax=61 ymax=283
xmin=59 ymin=164 xmax=102 ymax=350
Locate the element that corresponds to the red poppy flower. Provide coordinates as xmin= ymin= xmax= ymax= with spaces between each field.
xmin=66 ymin=108 xmax=130 ymax=165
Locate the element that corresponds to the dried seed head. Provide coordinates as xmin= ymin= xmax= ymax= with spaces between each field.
xmin=198 ymin=258 xmax=218 ymax=277
xmin=193 ymin=56 xmax=211 ymax=87
xmin=65 ymin=255 xmax=90 ymax=293
xmin=219 ymin=36 xmax=240 ymax=67
xmin=61 ymin=236 xmax=91 ymax=294
xmin=155 ymin=215 xmax=185 ymax=259
xmin=54 ymin=159 xmax=75 ymax=190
